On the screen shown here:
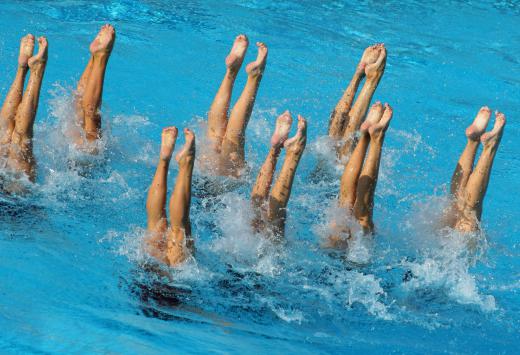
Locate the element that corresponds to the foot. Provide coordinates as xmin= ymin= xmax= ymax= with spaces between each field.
xmin=246 ymin=42 xmax=268 ymax=77
xmin=368 ymin=103 xmax=393 ymax=140
xmin=271 ymin=111 xmax=293 ymax=147
xmin=176 ymin=128 xmax=196 ymax=165
xmin=225 ymin=34 xmax=249 ymax=71
xmin=160 ymin=126 xmax=178 ymax=161
xmin=28 ymin=37 xmax=48 ymax=68
xmin=357 ymin=43 xmax=382 ymax=74
xmin=481 ymin=111 xmax=506 ymax=147
xmin=18 ymin=34 xmax=35 ymax=67
xmin=284 ymin=115 xmax=307 ymax=155
xmin=360 ymin=101 xmax=383 ymax=132
xmin=365 ymin=43 xmax=386 ymax=80
xmin=465 ymin=106 xmax=491 ymax=141
xmin=89 ymin=24 xmax=116 ymax=55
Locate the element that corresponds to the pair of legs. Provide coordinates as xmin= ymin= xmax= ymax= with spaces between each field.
xmin=204 ymin=35 xmax=268 ymax=176
xmin=327 ymin=102 xmax=393 ymax=248
xmin=328 ymin=43 xmax=387 ymax=160
xmin=0 ymin=35 xmax=48 ymax=182
xmin=73 ymin=24 xmax=115 ymax=146
xmin=448 ymin=107 xmax=506 ymax=232
xmin=145 ymin=127 xmax=196 ymax=267
xmin=251 ymin=112 xmax=307 ymax=239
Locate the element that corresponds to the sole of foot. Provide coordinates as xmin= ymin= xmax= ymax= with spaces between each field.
xmin=466 ymin=106 xmax=491 ymax=141
xmin=271 ymin=110 xmax=293 ymax=147
xmin=368 ymin=103 xmax=393 ymax=139
xmin=246 ymin=42 xmax=268 ymax=76
xmin=18 ymin=34 xmax=35 ymax=67
xmin=160 ymin=126 xmax=178 ymax=161
xmin=284 ymin=115 xmax=307 ymax=154
xmin=481 ymin=111 xmax=506 ymax=147
xmin=176 ymin=128 xmax=196 ymax=164
xmin=28 ymin=37 xmax=48 ymax=68
xmin=360 ymin=101 xmax=384 ymax=132
xmin=225 ymin=34 xmax=249 ymax=71
xmin=89 ymin=24 xmax=116 ymax=55
xmin=365 ymin=43 xmax=386 ymax=79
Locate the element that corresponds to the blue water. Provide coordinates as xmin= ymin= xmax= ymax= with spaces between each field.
xmin=1 ymin=1 xmax=519 ymax=353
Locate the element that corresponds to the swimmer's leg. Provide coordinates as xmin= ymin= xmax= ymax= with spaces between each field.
xmin=450 ymin=107 xmax=491 ymax=197
xmin=353 ymin=104 xmax=392 ymax=233
xmin=339 ymin=102 xmax=383 ymax=209
xmin=80 ymin=24 xmax=115 ymax=142
xmin=220 ymin=42 xmax=268 ymax=175
xmin=455 ymin=112 xmax=505 ymax=232
xmin=146 ymin=127 xmax=178 ymax=233
xmin=7 ymin=37 xmax=48 ymax=181
xmin=0 ymin=34 xmax=34 ymax=148
xmin=328 ymin=44 xmax=380 ymax=138
xmin=251 ymin=112 xmax=292 ymax=230
xmin=267 ymin=115 xmax=306 ymax=238
xmin=339 ymin=44 xmax=386 ymax=159
xmin=206 ymin=35 xmax=248 ymax=152
xmin=166 ymin=129 xmax=196 ymax=266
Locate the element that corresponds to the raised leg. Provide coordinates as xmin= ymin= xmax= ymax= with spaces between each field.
xmin=328 ymin=44 xmax=381 ymax=138
xmin=455 ymin=112 xmax=505 ymax=232
xmin=353 ymin=104 xmax=393 ymax=233
xmin=80 ymin=24 xmax=115 ymax=142
xmin=267 ymin=115 xmax=307 ymax=238
xmin=339 ymin=102 xmax=383 ymax=209
xmin=74 ymin=56 xmax=94 ymax=127
xmin=220 ymin=42 xmax=268 ymax=175
xmin=165 ymin=129 xmax=196 ymax=266
xmin=146 ymin=127 xmax=178 ymax=233
xmin=339 ymin=44 xmax=386 ymax=159
xmin=251 ymin=112 xmax=292 ymax=231
xmin=0 ymin=34 xmax=34 ymax=148
xmin=206 ymin=35 xmax=248 ymax=151
xmin=7 ymin=37 xmax=48 ymax=181
xmin=450 ymin=106 xmax=491 ymax=197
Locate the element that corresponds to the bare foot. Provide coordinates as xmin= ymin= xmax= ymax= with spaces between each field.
xmin=246 ymin=42 xmax=268 ymax=77
xmin=18 ymin=34 xmax=35 ymax=67
xmin=271 ymin=111 xmax=293 ymax=147
xmin=357 ymin=43 xmax=382 ymax=73
xmin=465 ymin=106 xmax=491 ymax=141
xmin=176 ymin=128 xmax=196 ymax=165
xmin=284 ymin=115 xmax=307 ymax=155
xmin=89 ymin=24 xmax=116 ymax=55
xmin=481 ymin=111 xmax=505 ymax=147
xmin=365 ymin=43 xmax=386 ymax=80
xmin=360 ymin=101 xmax=383 ymax=132
xmin=28 ymin=37 xmax=48 ymax=68
xmin=225 ymin=34 xmax=249 ymax=71
xmin=160 ymin=126 xmax=178 ymax=161
xmin=368 ymin=103 xmax=393 ymax=140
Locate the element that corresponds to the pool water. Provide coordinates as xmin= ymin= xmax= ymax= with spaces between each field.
xmin=1 ymin=1 xmax=519 ymax=353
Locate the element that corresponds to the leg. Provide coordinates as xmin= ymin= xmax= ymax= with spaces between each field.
xmin=80 ymin=24 xmax=115 ymax=142
xmin=267 ymin=115 xmax=307 ymax=238
xmin=146 ymin=127 xmax=178 ymax=233
xmin=206 ymin=35 xmax=248 ymax=151
xmin=353 ymin=104 xmax=393 ymax=233
xmin=74 ymin=55 xmax=94 ymax=128
xmin=450 ymin=106 xmax=491 ymax=197
xmin=7 ymin=37 xmax=48 ymax=181
xmin=165 ymin=129 xmax=196 ymax=266
xmin=328 ymin=44 xmax=381 ymax=138
xmin=339 ymin=102 xmax=383 ymax=209
xmin=339 ymin=44 xmax=386 ymax=159
xmin=455 ymin=112 xmax=505 ymax=232
xmin=251 ymin=112 xmax=292 ymax=231
xmin=0 ymin=34 xmax=34 ymax=148
xmin=220 ymin=42 xmax=268 ymax=175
